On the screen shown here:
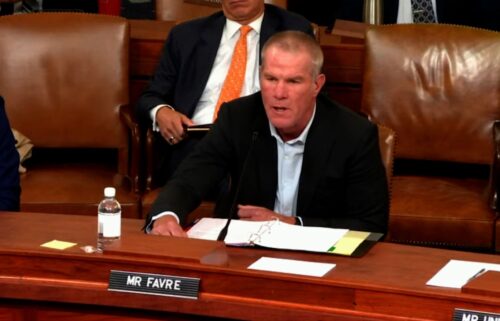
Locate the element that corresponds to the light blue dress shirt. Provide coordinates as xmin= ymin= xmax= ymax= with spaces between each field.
xmin=269 ymin=107 xmax=316 ymax=222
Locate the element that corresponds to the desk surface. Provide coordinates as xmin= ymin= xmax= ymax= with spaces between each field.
xmin=0 ymin=212 xmax=499 ymax=321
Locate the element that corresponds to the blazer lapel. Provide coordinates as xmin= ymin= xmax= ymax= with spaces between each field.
xmin=254 ymin=112 xmax=277 ymax=209
xmin=297 ymin=101 xmax=337 ymax=215
xmin=259 ymin=5 xmax=279 ymax=59
xmin=189 ymin=16 xmax=225 ymax=110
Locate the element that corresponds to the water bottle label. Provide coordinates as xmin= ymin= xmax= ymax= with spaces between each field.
xmin=99 ymin=213 xmax=121 ymax=237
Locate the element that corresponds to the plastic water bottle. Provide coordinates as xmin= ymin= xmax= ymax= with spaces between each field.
xmin=97 ymin=187 xmax=121 ymax=253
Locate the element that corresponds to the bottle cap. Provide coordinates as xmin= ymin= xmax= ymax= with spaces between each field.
xmin=104 ymin=187 xmax=116 ymax=198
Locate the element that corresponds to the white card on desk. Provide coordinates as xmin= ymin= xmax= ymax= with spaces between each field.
xmin=248 ymin=257 xmax=335 ymax=277
xmin=426 ymin=259 xmax=500 ymax=289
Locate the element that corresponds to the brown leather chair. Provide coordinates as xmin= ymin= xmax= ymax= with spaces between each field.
xmin=361 ymin=24 xmax=500 ymax=251
xmin=0 ymin=13 xmax=141 ymax=218
xmin=155 ymin=0 xmax=288 ymax=22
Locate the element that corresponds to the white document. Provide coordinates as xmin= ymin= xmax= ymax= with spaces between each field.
xmin=186 ymin=217 xmax=227 ymax=240
xmin=426 ymin=259 xmax=500 ymax=289
xmin=187 ymin=217 xmax=348 ymax=253
xmin=248 ymin=256 xmax=336 ymax=277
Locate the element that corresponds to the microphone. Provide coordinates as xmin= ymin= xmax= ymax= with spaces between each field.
xmin=217 ymin=131 xmax=259 ymax=241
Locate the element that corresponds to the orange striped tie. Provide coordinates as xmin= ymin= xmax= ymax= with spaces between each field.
xmin=213 ymin=25 xmax=252 ymax=121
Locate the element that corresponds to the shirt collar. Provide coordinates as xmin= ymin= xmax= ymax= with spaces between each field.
xmin=225 ymin=12 xmax=264 ymax=38
xmin=269 ymin=105 xmax=317 ymax=145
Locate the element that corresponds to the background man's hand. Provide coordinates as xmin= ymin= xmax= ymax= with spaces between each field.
xmin=156 ymin=107 xmax=193 ymax=145
xmin=150 ymin=215 xmax=187 ymax=237
xmin=237 ymin=205 xmax=296 ymax=225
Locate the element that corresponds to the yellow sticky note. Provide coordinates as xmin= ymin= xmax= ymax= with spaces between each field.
xmin=41 ymin=240 xmax=77 ymax=250
xmin=330 ymin=231 xmax=369 ymax=255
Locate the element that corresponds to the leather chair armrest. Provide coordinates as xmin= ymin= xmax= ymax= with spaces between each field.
xmin=489 ymin=120 xmax=500 ymax=211
xmin=119 ymin=104 xmax=141 ymax=194
xmin=376 ymin=124 xmax=396 ymax=188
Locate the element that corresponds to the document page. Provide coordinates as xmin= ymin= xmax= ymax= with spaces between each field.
xmin=224 ymin=219 xmax=273 ymax=246
xmin=187 ymin=218 xmax=348 ymax=253
xmin=187 ymin=217 xmax=227 ymax=240
xmin=254 ymin=222 xmax=348 ymax=252
xmin=426 ymin=259 xmax=500 ymax=288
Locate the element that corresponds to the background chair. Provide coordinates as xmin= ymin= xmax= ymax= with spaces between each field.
xmin=0 ymin=13 xmax=141 ymax=218
xmin=361 ymin=24 xmax=500 ymax=251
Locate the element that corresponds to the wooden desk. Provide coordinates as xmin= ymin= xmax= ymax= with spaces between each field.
xmin=129 ymin=21 xmax=365 ymax=113
xmin=0 ymin=212 xmax=499 ymax=321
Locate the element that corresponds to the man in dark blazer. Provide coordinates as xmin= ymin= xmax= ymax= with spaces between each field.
xmin=146 ymin=31 xmax=388 ymax=237
xmin=0 ymin=96 xmax=20 ymax=211
xmin=136 ymin=0 xmax=313 ymax=180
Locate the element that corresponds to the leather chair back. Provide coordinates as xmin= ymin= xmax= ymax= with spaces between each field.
xmin=362 ymin=24 xmax=500 ymax=165
xmin=0 ymin=13 xmax=140 ymax=217
xmin=361 ymin=24 xmax=500 ymax=251
xmin=0 ymin=13 xmax=129 ymax=150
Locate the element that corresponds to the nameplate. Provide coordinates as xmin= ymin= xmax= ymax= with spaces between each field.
xmin=453 ymin=308 xmax=500 ymax=321
xmin=108 ymin=270 xmax=200 ymax=299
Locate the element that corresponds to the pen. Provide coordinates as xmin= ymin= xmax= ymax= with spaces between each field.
xmin=467 ymin=268 xmax=486 ymax=283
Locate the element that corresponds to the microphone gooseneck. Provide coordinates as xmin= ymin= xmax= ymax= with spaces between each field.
xmin=217 ymin=131 xmax=259 ymax=241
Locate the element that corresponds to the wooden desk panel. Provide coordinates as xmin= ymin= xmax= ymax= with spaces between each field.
xmin=129 ymin=20 xmax=175 ymax=110
xmin=0 ymin=212 xmax=499 ymax=321
xmin=130 ymin=19 xmax=175 ymax=77
xmin=321 ymin=44 xmax=364 ymax=112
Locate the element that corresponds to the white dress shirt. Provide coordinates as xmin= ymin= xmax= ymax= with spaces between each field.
xmin=150 ymin=14 xmax=263 ymax=128
xmin=191 ymin=16 xmax=262 ymax=124
xmin=270 ymin=107 xmax=316 ymax=218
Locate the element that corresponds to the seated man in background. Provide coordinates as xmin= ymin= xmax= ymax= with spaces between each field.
xmin=136 ymin=0 xmax=313 ymax=181
xmin=146 ymin=31 xmax=389 ymax=237
xmin=0 ymin=96 xmax=20 ymax=211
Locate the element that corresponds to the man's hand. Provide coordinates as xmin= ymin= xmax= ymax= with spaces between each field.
xmin=150 ymin=215 xmax=187 ymax=237
xmin=237 ymin=205 xmax=296 ymax=225
xmin=156 ymin=107 xmax=193 ymax=145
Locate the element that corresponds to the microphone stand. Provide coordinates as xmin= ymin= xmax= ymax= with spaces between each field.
xmin=217 ymin=132 xmax=259 ymax=241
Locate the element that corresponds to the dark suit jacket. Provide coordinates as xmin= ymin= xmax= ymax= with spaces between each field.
xmin=136 ymin=4 xmax=313 ymax=123
xmin=338 ymin=0 xmax=499 ymax=31
xmin=148 ymin=93 xmax=389 ymax=234
xmin=0 ymin=96 xmax=20 ymax=211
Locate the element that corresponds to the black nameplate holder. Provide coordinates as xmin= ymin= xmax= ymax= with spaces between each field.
xmin=453 ymin=308 xmax=500 ymax=321
xmin=108 ymin=270 xmax=200 ymax=299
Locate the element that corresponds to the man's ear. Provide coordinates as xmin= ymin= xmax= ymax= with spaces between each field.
xmin=314 ymin=73 xmax=326 ymax=94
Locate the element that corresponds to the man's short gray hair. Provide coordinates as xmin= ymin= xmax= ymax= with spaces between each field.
xmin=261 ymin=30 xmax=323 ymax=78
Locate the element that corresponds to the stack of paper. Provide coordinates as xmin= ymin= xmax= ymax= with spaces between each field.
xmin=187 ymin=217 xmax=374 ymax=255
